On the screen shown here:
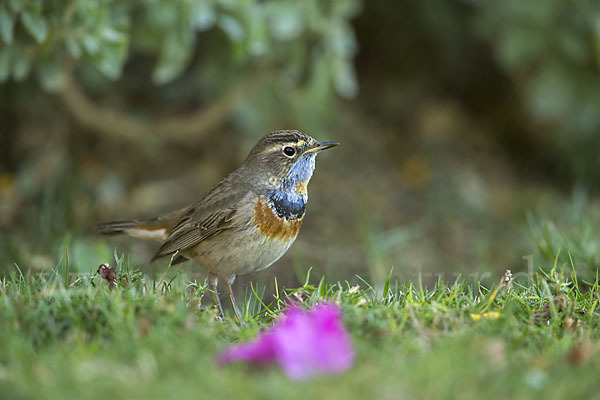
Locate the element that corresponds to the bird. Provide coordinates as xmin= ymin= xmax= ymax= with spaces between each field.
xmin=97 ymin=130 xmax=338 ymax=323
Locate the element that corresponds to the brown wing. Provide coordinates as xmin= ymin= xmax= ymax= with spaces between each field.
xmin=150 ymin=174 xmax=253 ymax=261
xmin=151 ymin=207 xmax=237 ymax=261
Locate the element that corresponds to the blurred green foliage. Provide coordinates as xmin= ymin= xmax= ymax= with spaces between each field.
xmin=358 ymin=0 xmax=600 ymax=180
xmin=3 ymin=0 xmax=600 ymax=176
xmin=0 ymin=0 xmax=360 ymax=132
xmin=476 ymin=0 xmax=600 ymax=178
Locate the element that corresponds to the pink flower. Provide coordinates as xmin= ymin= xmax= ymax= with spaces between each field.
xmin=217 ymin=303 xmax=354 ymax=380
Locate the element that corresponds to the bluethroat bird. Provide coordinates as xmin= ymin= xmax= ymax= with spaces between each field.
xmin=97 ymin=130 xmax=338 ymax=323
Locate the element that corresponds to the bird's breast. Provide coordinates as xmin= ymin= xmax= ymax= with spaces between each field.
xmin=253 ymin=197 xmax=303 ymax=241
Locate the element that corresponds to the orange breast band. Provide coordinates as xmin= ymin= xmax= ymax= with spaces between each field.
xmin=253 ymin=198 xmax=303 ymax=240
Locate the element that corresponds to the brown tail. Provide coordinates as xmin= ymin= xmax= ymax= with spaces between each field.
xmin=96 ymin=218 xmax=169 ymax=243
xmin=96 ymin=220 xmax=144 ymax=236
xmin=97 ymin=210 xmax=195 ymax=264
xmin=96 ymin=206 xmax=192 ymax=243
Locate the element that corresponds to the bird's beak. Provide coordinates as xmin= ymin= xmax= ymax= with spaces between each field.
xmin=303 ymin=141 xmax=339 ymax=155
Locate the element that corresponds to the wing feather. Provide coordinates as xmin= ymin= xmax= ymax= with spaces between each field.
xmin=151 ymin=208 xmax=236 ymax=261
xmin=151 ymin=172 xmax=254 ymax=261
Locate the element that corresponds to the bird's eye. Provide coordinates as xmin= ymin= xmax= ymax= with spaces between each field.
xmin=283 ymin=146 xmax=295 ymax=157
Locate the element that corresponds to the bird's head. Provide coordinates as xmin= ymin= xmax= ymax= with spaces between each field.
xmin=244 ymin=130 xmax=338 ymax=193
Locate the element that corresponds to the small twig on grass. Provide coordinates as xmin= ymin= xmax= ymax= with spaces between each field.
xmin=97 ymin=263 xmax=116 ymax=289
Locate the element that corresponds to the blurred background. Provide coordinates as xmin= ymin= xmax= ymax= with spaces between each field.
xmin=2 ymin=0 xmax=600 ymax=293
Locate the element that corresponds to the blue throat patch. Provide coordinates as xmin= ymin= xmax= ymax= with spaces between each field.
xmin=268 ymin=190 xmax=306 ymax=220
xmin=267 ymin=153 xmax=316 ymax=220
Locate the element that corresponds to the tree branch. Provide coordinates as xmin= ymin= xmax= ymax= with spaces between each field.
xmin=57 ymin=66 xmax=271 ymax=143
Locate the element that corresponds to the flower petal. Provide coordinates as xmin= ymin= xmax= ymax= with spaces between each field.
xmin=217 ymin=303 xmax=354 ymax=380
xmin=273 ymin=303 xmax=354 ymax=379
xmin=216 ymin=333 xmax=276 ymax=365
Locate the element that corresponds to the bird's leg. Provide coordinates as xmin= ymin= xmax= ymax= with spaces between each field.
xmin=208 ymin=273 xmax=225 ymax=319
xmin=224 ymin=275 xmax=241 ymax=325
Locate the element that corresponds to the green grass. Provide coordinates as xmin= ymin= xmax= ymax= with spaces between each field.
xmin=1 ymin=255 xmax=599 ymax=400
